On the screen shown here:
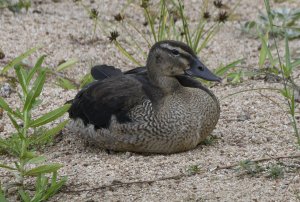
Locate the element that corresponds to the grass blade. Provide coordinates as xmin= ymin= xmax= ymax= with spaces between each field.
xmin=56 ymin=58 xmax=77 ymax=72
xmin=23 ymin=69 xmax=46 ymax=112
xmin=0 ymin=97 xmax=22 ymax=119
xmin=214 ymin=59 xmax=244 ymax=76
xmin=0 ymin=163 xmax=17 ymax=170
xmin=144 ymin=8 xmax=157 ymax=42
xmin=1 ymin=47 xmax=39 ymax=74
xmin=42 ymin=175 xmax=67 ymax=201
xmin=55 ymin=78 xmax=77 ymax=90
xmin=15 ymin=65 xmax=28 ymax=95
xmin=32 ymin=120 xmax=68 ymax=145
xmin=30 ymin=105 xmax=70 ymax=128
xmin=113 ymin=41 xmax=142 ymax=66
xmin=24 ymin=163 xmax=63 ymax=176
xmin=26 ymin=55 xmax=46 ymax=85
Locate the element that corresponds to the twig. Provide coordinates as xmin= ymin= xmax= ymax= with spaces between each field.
xmin=62 ymin=173 xmax=186 ymax=193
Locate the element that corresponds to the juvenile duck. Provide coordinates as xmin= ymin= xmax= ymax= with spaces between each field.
xmin=68 ymin=40 xmax=221 ymax=154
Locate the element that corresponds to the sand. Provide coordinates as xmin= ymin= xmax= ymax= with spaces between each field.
xmin=0 ymin=0 xmax=300 ymax=201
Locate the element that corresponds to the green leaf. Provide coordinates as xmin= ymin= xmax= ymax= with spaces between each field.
xmin=113 ymin=41 xmax=141 ymax=66
xmin=30 ymin=104 xmax=70 ymax=127
xmin=291 ymin=58 xmax=300 ymax=69
xmin=26 ymin=55 xmax=46 ymax=85
xmin=80 ymin=73 xmax=93 ymax=88
xmin=0 ymin=163 xmax=17 ymax=170
xmin=0 ymin=138 xmax=10 ymax=149
xmin=56 ymin=58 xmax=77 ymax=72
xmin=32 ymin=120 xmax=68 ymax=145
xmin=0 ymin=187 xmax=8 ymax=202
xmin=258 ymin=33 xmax=268 ymax=68
xmin=15 ymin=65 xmax=28 ymax=95
xmin=0 ymin=97 xmax=22 ymax=119
xmin=215 ymin=59 xmax=244 ymax=76
xmin=23 ymin=69 xmax=46 ymax=112
xmin=24 ymin=163 xmax=63 ymax=176
xmin=42 ymin=175 xmax=67 ymax=201
xmin=284 ymin=28 xmax=292 ymax=77
xmin=20 ymin=139 xmax=27 ymax=158
xmin=18 ymin=189 xmax=31 ymax=202
xmin=1 ymin=47 xmax=39 ymax=74
xmin=55 ymin=78 xmax=77 ymax=90
xmin=23 ymin=151 xmax=38 ymax=160
xmin=7 ymin=113 xmax=20 ymax=132
xmin=27 ymin=156 xmax=46 ymax=165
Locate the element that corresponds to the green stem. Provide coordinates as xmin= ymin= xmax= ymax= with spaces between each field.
xmin=264 ymin=0 xmax=299 ymax=143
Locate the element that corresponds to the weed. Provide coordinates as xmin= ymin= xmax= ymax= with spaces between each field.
xmin=263 ymin=0 xmax=300 ymax=144
xmin=187 ymin=165 xmax=201 ymax=175
xmin=267 ymin=164 xmax=284 ymax=179
xmin=72 ymin=0 xmax=241 ymax=86
xmin=0 ymin=0 xmax=31 ymax=12
xmin=214 ymin=58 xmax=245 ymax=84
xmin=242 ymin=8 xmax=300 ymax=39
xmin=237 ymin=160 xmax=290 ymax=179
xmin=201 ymin=135 xmax=219 ymax=146
xmin=0 ymin=52 xmax=69 ymax=201
xmin=76 ymin=0 xmax=238 ymax=65
xmin=238 ymin=160 xmax=265 ymax=176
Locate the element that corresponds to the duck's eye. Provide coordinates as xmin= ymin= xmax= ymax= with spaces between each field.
xmin=171 ymin=49 xmax=179 ymax=56
xmin=198 ymin=66 xmax=204 ymax=71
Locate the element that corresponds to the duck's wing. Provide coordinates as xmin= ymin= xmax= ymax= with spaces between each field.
xmin=91 ymin=65 xmax=123 ymax=80
xmin=124 ymin=66 xmax=147 ymax=75
xmin=69 ymin=75 xmax=146 ymax=129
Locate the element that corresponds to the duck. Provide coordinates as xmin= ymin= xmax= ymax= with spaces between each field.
xmin=68 ymin=40 xmax=221 ymax=154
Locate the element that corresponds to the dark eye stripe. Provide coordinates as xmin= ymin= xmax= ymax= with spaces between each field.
xmin=161 ymin=47 xmax=192 ymax=60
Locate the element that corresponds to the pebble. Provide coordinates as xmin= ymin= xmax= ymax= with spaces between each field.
xmin=0 ymin=83 xmax=12 ymax=98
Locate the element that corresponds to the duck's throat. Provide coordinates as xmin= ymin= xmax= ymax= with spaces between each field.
xmin=149 ymin=74 xmax=181 ymax=94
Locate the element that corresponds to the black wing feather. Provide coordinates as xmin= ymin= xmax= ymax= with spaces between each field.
xmin=91 ymin=65 xmax=122 ymax=80
xmin=69 ymin=75 xmax=145 ymax=129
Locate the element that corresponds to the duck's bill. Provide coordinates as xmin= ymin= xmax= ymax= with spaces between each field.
xmin=185 ymin=59 xmax=221 ymax=82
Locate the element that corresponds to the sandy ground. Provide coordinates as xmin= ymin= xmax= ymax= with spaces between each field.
xmin=1 ymin=0 xmax=300 ymax=201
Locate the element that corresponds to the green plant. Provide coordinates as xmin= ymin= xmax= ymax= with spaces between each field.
xmin=242 ymin=7 xmax=300 ymax=39
xmin=108 ymin=0 xmax=236 ymax=65
xmin=187 ymin=165 xmax=201 ymax=175
xmin=73 ymin=0 xmax=241 ymax=86
xmin=262 ymin=0 xmax=300 ymax=144
xmin=238 ymin=160 xmax=264 ymax=176
xmin=227 ymin=1 xmax=300 ymax=145
xmin=0 ymin=0 xmax=31 ymax=12
xmin=0 ymin=53 xmax=70 ymax=201
xmin=76 ymin=0 xmax=237 ymax=63
xmin=214 ymin=58 xmax=245 ymax=84
xmin=267 ymin=164 xmax=284 ymax=179
xmin=200 ymin=135 xmax=219 ymax=146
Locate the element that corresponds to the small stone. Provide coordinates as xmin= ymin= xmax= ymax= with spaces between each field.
xmin=237 ymin=112 xmax=250 ymax=122
xmin=0 ymin=83 xmax=12 ymax=98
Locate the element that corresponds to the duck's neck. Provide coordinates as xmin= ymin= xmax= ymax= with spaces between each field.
xmin=149 ymin=73 xmax=181 ymax=94
xmin=146 ymin=55 xmax=182 ymax=95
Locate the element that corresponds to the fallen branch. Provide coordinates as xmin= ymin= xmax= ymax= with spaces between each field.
xmin=62 ymin=173 xmax=186 ymax=193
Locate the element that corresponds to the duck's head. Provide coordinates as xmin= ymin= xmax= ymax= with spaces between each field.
xmin=146 ymin=40 xmax=221 ymax=82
